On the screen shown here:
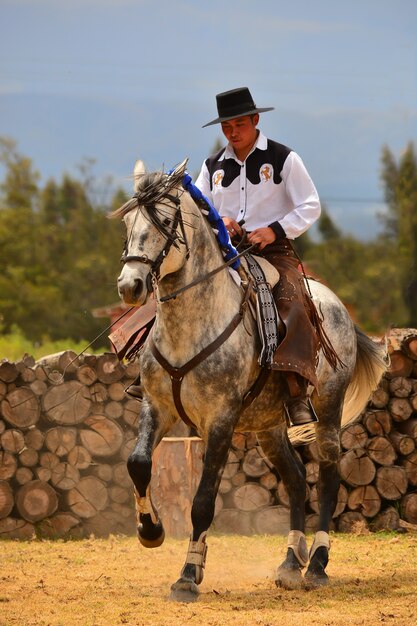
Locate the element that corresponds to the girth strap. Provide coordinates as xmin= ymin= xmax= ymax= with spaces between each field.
xmin=150 ymin=283 xmax=252 ymax=427
xmin=242 ymin=365 xmax=271 ymax=410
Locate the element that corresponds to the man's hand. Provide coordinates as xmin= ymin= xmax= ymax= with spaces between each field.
xmin=223 ymin=217 xmax=243 ymax=239
xmin=247 ymin=227 xmax=276 ymax=250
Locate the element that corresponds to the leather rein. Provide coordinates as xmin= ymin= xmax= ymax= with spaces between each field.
xmin=120 ymin=187 xmax=270 ymax=427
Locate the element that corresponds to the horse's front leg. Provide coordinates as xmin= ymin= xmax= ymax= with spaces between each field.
xmin=170 ymin=418 xmax=235 ymax=602
xmin=305 ymin=414 xmax=341 ymax=587
xmin=257 ymin=427 xmax=308 ymax=590
xmin=127 ymin=401 xmax=169 ymax=548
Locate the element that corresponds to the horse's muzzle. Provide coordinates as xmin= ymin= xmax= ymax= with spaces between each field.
xmin=117 ymin=274 xmax=146 ymax=305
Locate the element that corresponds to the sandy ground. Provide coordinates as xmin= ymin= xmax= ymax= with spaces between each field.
xmin=0 ymin=533 xmax=416 ymax=626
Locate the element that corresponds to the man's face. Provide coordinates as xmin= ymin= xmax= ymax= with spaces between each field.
xmin=221 ymin=114 xmax=259 ymax=157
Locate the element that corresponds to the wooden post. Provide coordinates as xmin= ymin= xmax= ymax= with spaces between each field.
xmin=150 ymin=437 xmax=204 ymax=538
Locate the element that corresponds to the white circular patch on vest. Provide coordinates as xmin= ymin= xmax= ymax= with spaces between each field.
xmin=212 ymin=169 xmax=224 ymax=188
xmin=259 ymin=163 xmax=273 ymax=183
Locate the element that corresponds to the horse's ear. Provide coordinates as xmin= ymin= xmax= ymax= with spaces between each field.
xmin=133 ymin=160 xmax=146 ymax=192
xmin=169 ymin=158 xmax=189 ymax=179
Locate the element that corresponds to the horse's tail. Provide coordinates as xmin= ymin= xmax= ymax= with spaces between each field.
xmin=341 ymin=326 xmax=389 ymax=426
xmin=288 ymin=326 xmax=388 ymax=447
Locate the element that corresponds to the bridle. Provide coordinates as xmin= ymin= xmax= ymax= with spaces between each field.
xmin=120 ymin=191 xmax=190 ymax=293
xmin=120 ymin=186 xmax=257 ymax=301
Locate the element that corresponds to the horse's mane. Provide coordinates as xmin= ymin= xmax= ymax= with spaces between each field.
xmin=110 ymin=168 xmax=185 ymax=220
xmin=110 ymin=165 xmax=240 ymax=268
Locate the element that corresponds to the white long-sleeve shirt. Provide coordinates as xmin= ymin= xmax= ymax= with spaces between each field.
xmin=195 ymin=131 xmax=321 ymax=239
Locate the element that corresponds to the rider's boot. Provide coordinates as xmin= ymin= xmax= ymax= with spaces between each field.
xmin=284 ymin=373 xmax=318 ymax=427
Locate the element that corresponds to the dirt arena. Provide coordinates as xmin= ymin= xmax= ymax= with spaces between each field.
xmin=0 ymin=532 xmax=416 ymax=626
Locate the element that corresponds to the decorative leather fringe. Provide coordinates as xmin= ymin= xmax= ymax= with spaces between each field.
xmin=308 ymin=296 xmax=346 ymax=371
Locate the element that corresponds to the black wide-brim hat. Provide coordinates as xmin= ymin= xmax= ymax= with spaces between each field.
xmin=203 ymin=87 xmax=274 ymax=128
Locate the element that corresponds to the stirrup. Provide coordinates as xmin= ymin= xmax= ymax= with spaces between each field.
xmin=125 ymin=385 xmax=143 ymax=400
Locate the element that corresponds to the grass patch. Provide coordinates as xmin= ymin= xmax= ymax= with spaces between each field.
xmin=0 ymin=325 xmax=102 ymax=361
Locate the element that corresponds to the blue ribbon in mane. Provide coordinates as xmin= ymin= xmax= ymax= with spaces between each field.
xmin=181 ymin=172 xmax=240 ymax=269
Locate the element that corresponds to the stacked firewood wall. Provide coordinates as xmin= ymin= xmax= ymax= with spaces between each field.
xmin=212 ymin=328 xmax=417 ymax=535
xmin=0 ymin=352 xmax=141 ymax=539
xmin=0 ymin=328 xmax=416 ymax=539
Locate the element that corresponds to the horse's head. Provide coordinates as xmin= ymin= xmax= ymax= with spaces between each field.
xmin=111 ymin=159 xmax=192 ymax=306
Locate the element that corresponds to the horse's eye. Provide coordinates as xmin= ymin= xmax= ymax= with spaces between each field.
xmin=163 ymin=218 xmax=171 ymax=226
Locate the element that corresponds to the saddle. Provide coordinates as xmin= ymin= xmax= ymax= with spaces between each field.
xmin=239 ymin=253 xmax=280 ymax=290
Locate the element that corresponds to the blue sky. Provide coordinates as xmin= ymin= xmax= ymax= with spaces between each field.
xmin=1 ymin=0 xmax=416 ymax=238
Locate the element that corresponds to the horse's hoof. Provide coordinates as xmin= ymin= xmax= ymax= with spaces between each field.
xmin=170 ymin=578 xmax=200 ymax=603
xmin=275 ymin=566 xmax=303 ymax=590
xmin=137 ymin=523 xmax=165 ymax=548
xmin=305 ymin=545 xmax=330 ymax=587
xmin=304 ymin=570 xmax=329 ymax=588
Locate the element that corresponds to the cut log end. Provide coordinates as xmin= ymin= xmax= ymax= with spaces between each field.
xmin=15 ymin=480 xmax=58 ymax=522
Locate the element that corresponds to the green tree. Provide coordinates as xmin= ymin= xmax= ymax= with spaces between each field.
xmin=0 ymin=137 xmax=39 ymax=210
xmin=0 ymin=138 xmax=125 ymax=346
xmin=380 ymin=142 xmax=417 ymax=325
xmin=293 ymin=205 xmax=337 ymax=261
xmin=317 ymin=205 xmax=342 ymax=241
xmin=0 ymin=139 xmax=43 ymax=336
xmin=304 ymin=236 xmax=406 ymax=333
xmin=292 ymin=230 xmax=313 ymax=258
xmin=34 ymin=173 xmax=124 ymax=342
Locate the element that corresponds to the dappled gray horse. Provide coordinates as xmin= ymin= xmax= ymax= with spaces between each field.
xmin=112 ymin=160 xmax=387 ymax=600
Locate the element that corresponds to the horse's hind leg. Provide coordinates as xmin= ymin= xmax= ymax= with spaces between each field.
xmin=305 ymin=407 xmax=342 ymax=587
xmin=257 ymin=427 xmax=308 ymax=590
xmin=127 ymin=402 xmax=167 ymax=548
xmin=170 ymin=420 xmax=235 ymax=602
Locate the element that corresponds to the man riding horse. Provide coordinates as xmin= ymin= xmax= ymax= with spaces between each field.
xmin=114 ymin=149 xmax=387 ymax=594
xmin=196 ymin=86 xmax=324 ymax=427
